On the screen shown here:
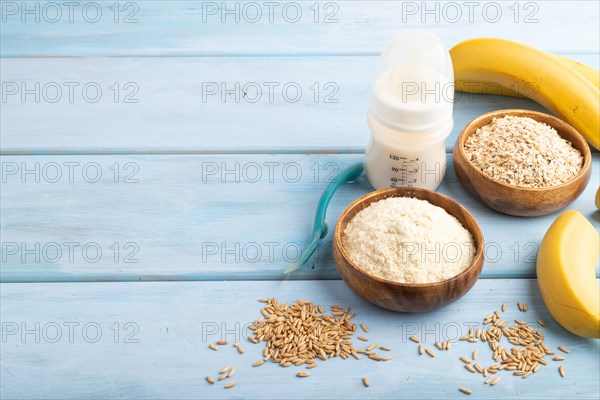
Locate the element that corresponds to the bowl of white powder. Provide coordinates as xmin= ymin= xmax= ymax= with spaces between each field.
xmin=333 ymin=187 xmax=484 ymax=313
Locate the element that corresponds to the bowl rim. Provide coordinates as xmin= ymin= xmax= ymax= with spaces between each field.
xmin=334 ymin=187 xmax=485 ymax=289
xmin=454 ymin=109 xmax=592 ymax=192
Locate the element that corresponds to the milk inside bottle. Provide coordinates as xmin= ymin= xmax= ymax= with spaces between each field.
xmin=365 ymin=30 xmax=454 ymax=191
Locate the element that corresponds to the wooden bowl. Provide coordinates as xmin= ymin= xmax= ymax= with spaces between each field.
xmin=333 ymin=187 xmax=484 ymax=313
xmin=453 ymin=110 xmax=592 ymax=217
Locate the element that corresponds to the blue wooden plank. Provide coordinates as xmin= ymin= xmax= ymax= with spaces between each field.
xmin=1 ymin=1 xmax=598 ymax=57
xmin=3 ymin=55 xmax=598 ymax=153
xmin=1 ymin=153 xmax=598 ymax=283
xmin=1 ymin=279 xmax=598 ymax=399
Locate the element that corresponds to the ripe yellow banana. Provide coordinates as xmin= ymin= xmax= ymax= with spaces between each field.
xmin=554 ymin=55 xmax=600 ymax=89
xmin=450 ymin=38 xmax=600 ymax=150
xmin=458 ymin=54 xmax=599 ymax=99
xmin=537 ymin=210 xmax=600 ymax=338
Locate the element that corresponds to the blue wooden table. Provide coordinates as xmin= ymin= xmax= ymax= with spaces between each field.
xmin=1 ymin=1 xmax=599 ymax=398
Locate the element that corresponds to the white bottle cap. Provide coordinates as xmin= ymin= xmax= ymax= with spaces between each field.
xmin=370 ymin=30 xmax=454 ymax=133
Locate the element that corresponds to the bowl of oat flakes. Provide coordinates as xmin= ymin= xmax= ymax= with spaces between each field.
xmin=453 ymin=109 xmax=592 ymax=217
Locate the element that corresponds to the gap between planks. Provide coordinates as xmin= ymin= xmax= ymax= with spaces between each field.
xmin=0 ymin=272 xmax=541 ymax=284
xmin=1 ymin=51 xmax=599 ymax=59
xmin=3 ymin=148 xmax=598 ymax=157
xmin=0 ymin=148 xmax=367 ymax=156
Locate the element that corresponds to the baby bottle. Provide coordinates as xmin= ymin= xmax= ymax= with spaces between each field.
xmin=365 ymin=30 xmax=454 ymax=191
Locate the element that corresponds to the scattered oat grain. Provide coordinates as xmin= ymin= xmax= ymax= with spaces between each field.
xmin=219 ymin=365 xmax=231 ymax=374
xmin=459 ymin=387 xmax=472 ymax=395
xmin=249 ymin=298 xmax=358 ymax=368
xmin=366 ymin=343 xmax=377 ymax=351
